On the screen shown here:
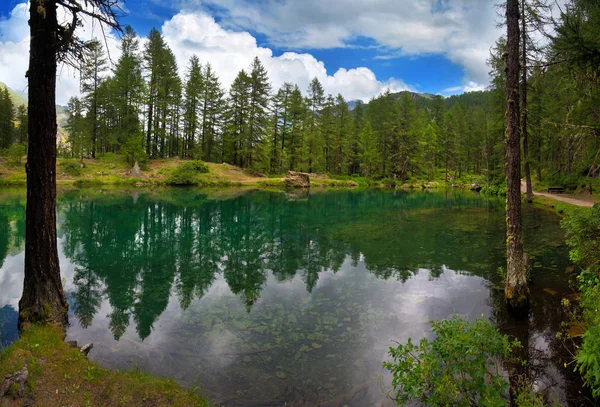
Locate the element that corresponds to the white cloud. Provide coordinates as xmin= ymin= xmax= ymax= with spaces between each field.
xmin=0 ymin=2 xmax=121 ymax=105
xmin=1 ymin=3 xmax=411 ymax=104
xmin=182 ymin=0 xmax=503 ymax=86
xmin=161 ymin=10 xmax=412 ymax=101
xmin=442 ymin=80 xmax=486 ymax=95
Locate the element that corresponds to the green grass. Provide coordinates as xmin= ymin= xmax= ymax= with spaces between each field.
xmin=0 ymin=324 xmax=210 ymax=406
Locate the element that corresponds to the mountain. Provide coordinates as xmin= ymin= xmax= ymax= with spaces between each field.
xmin=348 ymin=90 xmax=439 ymax=110
xmin=348 ymin=89 xmax=492 ymax=111
xmin=0 ymin=81 xmax=27 ymax=107
xmin=1 ymin=81 xmax=70 ymax=141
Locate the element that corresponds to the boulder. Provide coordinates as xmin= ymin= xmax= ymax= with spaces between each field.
xmin=131 ymin=161 xmax=143 ymax=178
xmin=470 ymin=183 xmax=482 ymax=192
xmin=1 ymin=366 xmax=28 ymax=399
xmin=285 ymin=171 xmax=310 ymax=188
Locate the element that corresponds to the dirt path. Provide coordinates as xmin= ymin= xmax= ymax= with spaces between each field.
xmin=521 ymin=181 xmax=598 ymax=208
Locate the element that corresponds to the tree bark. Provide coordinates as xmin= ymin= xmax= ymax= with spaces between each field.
xmin=504 ymin=0 xmax=529 ymax=312
xmin=19 ymin=0 xmax=68 ymax=329
xmin=521 ymin=0 xmax=533 ymax=203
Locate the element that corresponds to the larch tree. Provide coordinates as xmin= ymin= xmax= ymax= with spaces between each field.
xmin=0 ymin=87 xmax=14 ymax=149
xmin=16 ymin=104 xmax=28 ymax=146
xmin=200 ymin=63 xmax=225 ymax=161
xmin=80 ymin=39 xmax=108 ymax=158
xmin=112 ymin=26 xmax=145 ymax=150
xmin=19 ymin=0 xmax=120 ymax=329
xmin=306 ymin=78 xmax=324 ymax=173
xmin=504 ymin=0 xmax=529 ymax=311
xmin=182 ymin=55 xmax=203 ymax=158
xmin=246 ymin=57 xmax=271 ymax=168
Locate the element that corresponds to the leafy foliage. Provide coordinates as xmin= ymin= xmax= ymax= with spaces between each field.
xmin=166 ymin=160 xmax=210 ymax=185
xmin=383 ymin=316 xmax=520 ymax=406
xmin=120 ymin=135 xmax=146 ymax=165
xmin=3 ymin=143 xmax=25 ymax=165
xmin=562 ymin=205 xmax=600 ymax=396
xmin=60 ymin=160 xmax=83 ymax=177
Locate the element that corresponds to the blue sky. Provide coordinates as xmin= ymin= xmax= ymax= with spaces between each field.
xmin=0 ymin=0 xmax=502 ymax=104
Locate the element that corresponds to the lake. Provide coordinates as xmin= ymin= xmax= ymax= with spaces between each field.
xmin=0 ymin=188 xmax=588 ymax=406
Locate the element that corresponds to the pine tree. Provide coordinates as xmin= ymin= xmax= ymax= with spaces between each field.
xmin=0 ymin=87 xmax=14 ymax=149
xmin=80 ymin=39 xmax=108 ymax=158
xmin=245 ymin=57 xmax=271 ymax=169
xmin=112 ymin=26 xmax=145 ymax=155
xmin=505 ymin=0 xmax=528 ymax=311
xmin=224 ymin=70 xmax=251 ymax=167
xmin=200 ymin=63 xmax=225 ymax=161
xmin=66 ymin=96 xmax=88 ymax=160
xmin=271 ymin=83 xmax=294 ymax=173
xmin=182 ymin=55 xmax=203 ymax=158
xmin=143 ymin=28 xmax=167 ymax=157
xmin=306 ymin=77 xmax=324 ymax=173
xmin=15 ymin=105 xmax=27 ymax=146
xmin=287 ymin=85 xmax=306 ymax=171
xmin=359 ymin=121 xmax=380 ymax=177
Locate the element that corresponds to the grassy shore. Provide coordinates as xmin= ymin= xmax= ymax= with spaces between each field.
xmin=0 ymin=324 xmax=209 ymax=406
xmin=0 ymin=155 xmax=484 ymax=190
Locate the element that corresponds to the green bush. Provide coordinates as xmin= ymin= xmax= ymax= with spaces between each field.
xmin=60 ymin=159 xmax=82 ymax=176
xmin=562 ymin=205 xmax=600 ymax=397
xmin=181 ymin=160 xmax=209 ymax=173
xmin=4 ymin=144 xmax=26 ymax=165
xmin=166 ymin=160 xmax=210 ymax=186
xmin=380 ymin=178 xmax=398 ymax=187
xmin=120 ymin=136 xmax=147 ymax=165
xmin=481 ymin=183 xmax=507 ymax=196
xmin=383 ymin=315 xmax=520 ymax=406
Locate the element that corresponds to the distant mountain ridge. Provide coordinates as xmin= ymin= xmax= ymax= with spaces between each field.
xmin=0 ymin=81 xmax=27 ymax=107
xmin=348 ymin=89 xmax=491 ymax=110
xmin=1 ymin=81 xmax=69 ymax=140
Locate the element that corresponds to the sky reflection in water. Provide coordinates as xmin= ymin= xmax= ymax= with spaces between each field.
xmin=0 ymin=188 xmax=581 ymax=405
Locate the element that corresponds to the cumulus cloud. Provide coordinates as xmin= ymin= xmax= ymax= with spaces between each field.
xmin=0 ymin=3 xmax=411 ymax=105
xmin=442 ymin=80 xmax=486 ymax=95
xmin=0 ymin=2 xmax=121 ymax=105
xmin=181 ymin=0 xmax=503 ymax=86
xmin=162 ymin=11 xmax=413 ymax=101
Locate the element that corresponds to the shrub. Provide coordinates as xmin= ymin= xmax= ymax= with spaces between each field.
xmin=383 ymin=315 xmax=520 ymax=406
xmin=60 ymin=159 xmax=82 ymax=176
xmin=181 ymin=160 xmax=209 ymax=173
xmin=166 ymin=160 xmax=209 ymax=186
xmin=4 ymin=144 xmax=26 ymax=165
xmin=562 ymin=205 xmax=600 ymax=397
xmin=380 ymin=178 xmax=398 ymax=187
xmin=120 ymin=135 xmax=147 ymax=165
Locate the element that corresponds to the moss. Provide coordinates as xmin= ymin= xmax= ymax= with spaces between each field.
xmin=0 ymin=324 xmax=210 ymax=407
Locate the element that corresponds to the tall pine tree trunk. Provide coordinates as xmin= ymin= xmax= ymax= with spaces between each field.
xmin=521 ymin=0 xmax=533 ymax=203
xmin=504 ymin=0 xmax=529 ymax=311
xmin=19 ymin=0 xmax=68 ymax=329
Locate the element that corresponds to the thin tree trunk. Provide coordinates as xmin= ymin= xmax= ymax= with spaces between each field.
xmin=146 ymin=90 xmax=154 ymax=156
xmin=504 ymin=0 xmax=529 ymax=312
xmin=19 ymin=0 xmax=68 ymax=329
xmin=521 ymin=0 xmax=533 ymax=203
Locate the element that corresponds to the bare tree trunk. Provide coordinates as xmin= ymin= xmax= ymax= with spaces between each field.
xmin=19 ymin=0 xmax=68 ymax=329
xmin=521 ymin=0 xmax=533 ymax=203
xmin=504 ymin=0 xmax=529 ymax=312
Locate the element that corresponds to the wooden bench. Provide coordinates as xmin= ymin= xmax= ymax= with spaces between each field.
xmin=547 ymin=187 xmax=566 ymax=194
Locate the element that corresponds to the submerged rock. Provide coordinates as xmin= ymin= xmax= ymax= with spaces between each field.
xmin=285 ymin=171 xmax=310 ymax=188
xmin=80 ymin=343 xmax=94 ymax=355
